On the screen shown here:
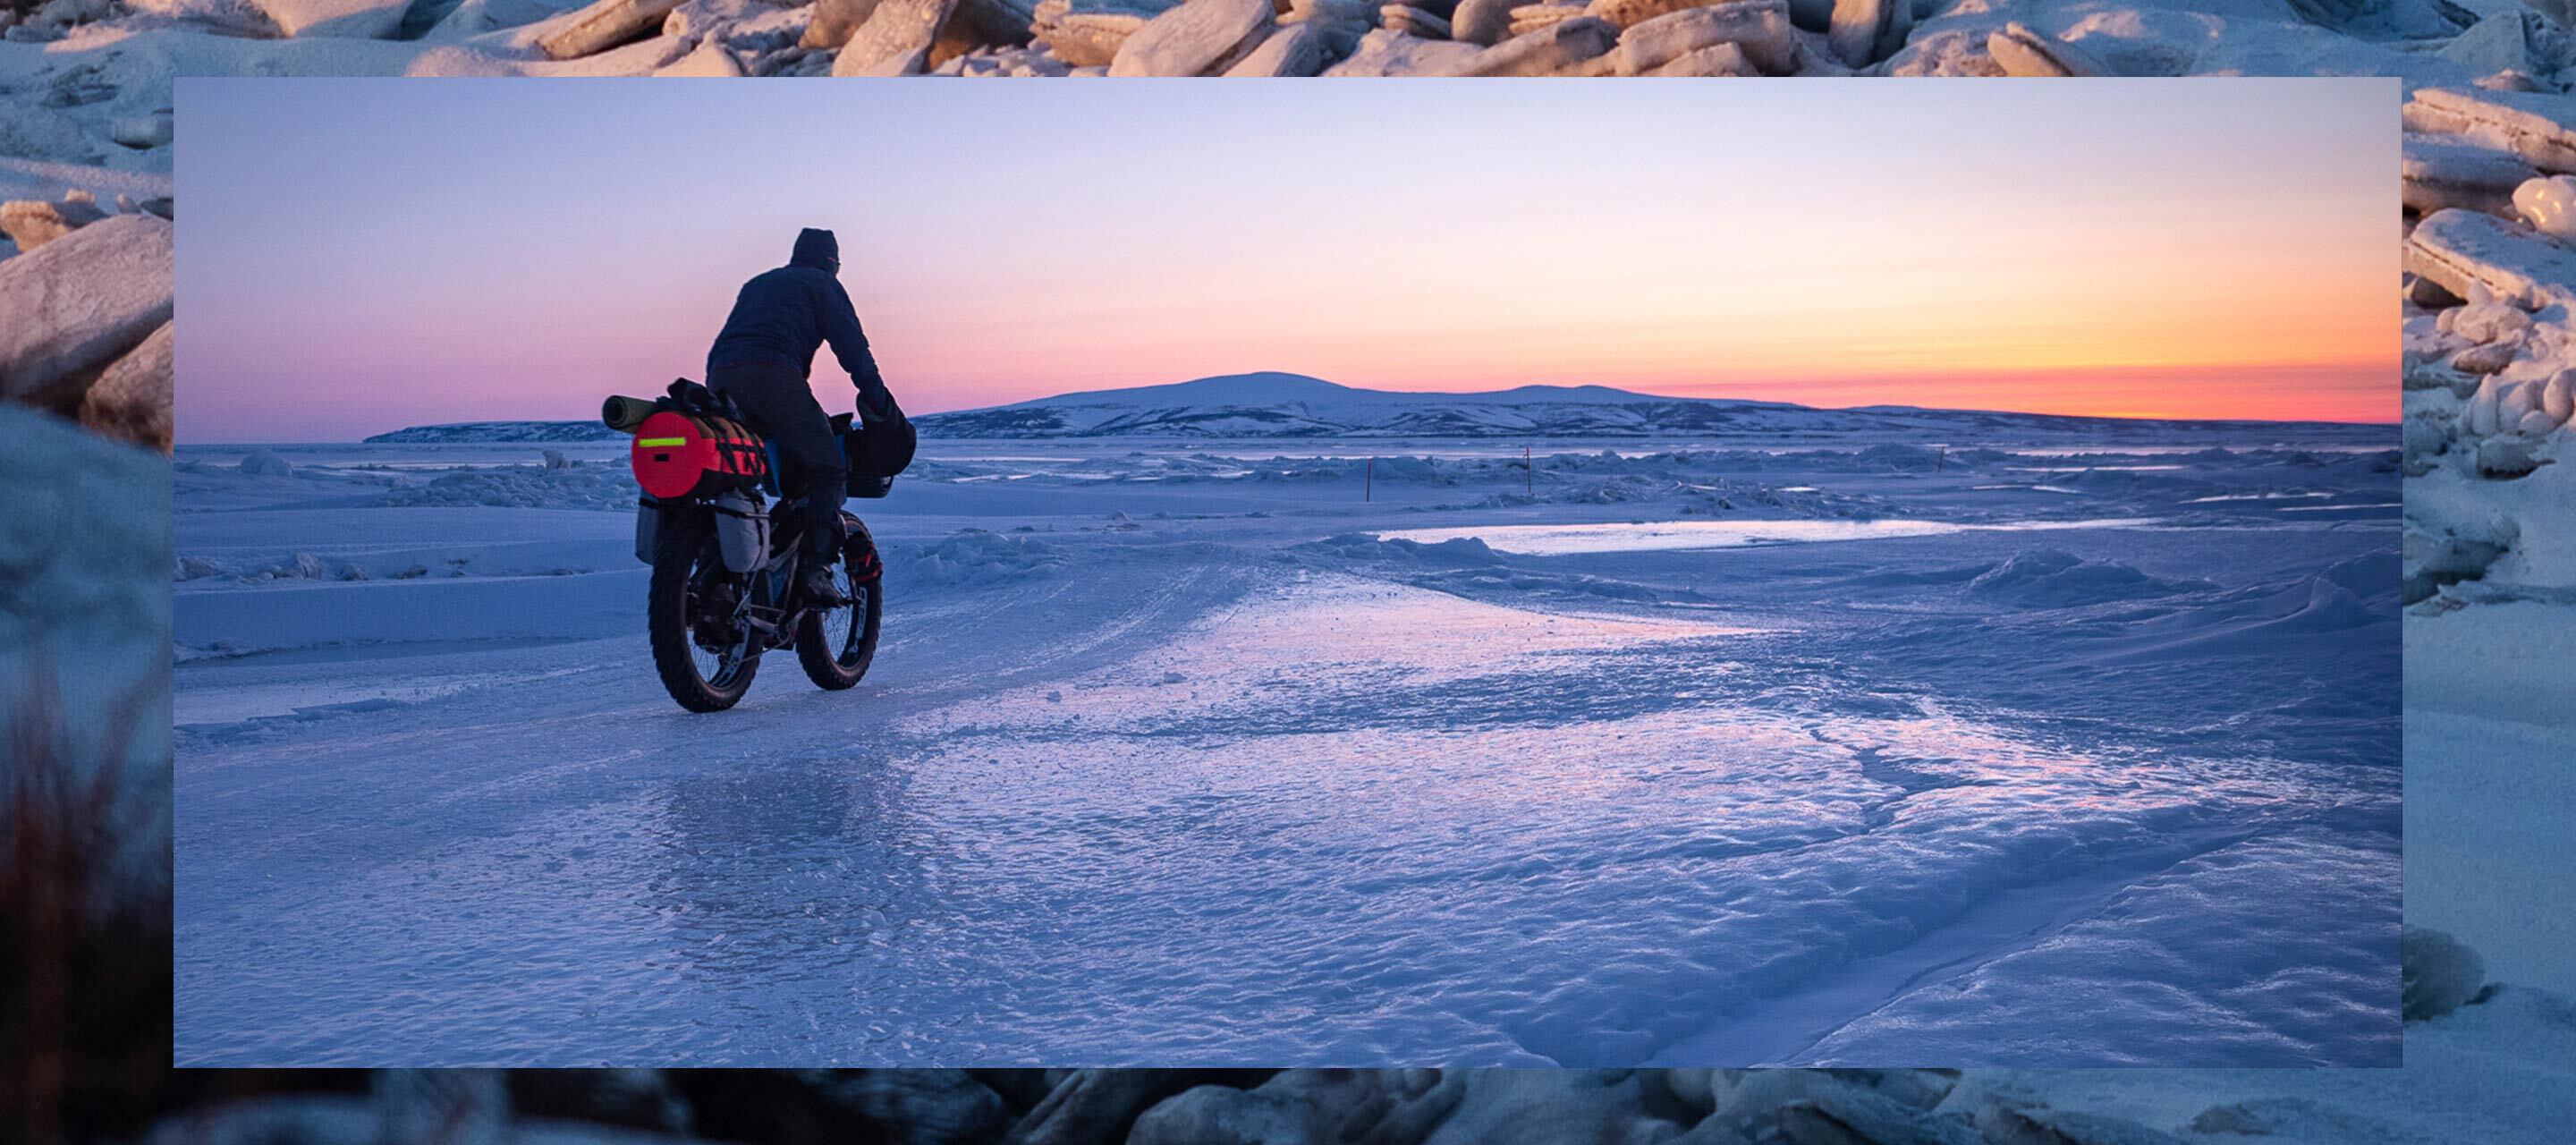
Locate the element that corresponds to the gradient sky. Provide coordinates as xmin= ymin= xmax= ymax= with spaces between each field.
xmin=176 ymin=79 xmax=2394 ymax=443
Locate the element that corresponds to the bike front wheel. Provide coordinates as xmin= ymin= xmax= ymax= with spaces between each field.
xmin=796 ymin=560 xmax=881 ymax=691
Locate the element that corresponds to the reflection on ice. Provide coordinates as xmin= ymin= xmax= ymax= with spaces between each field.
xmin=1377 ymin=517 xmax=2156 ymax=556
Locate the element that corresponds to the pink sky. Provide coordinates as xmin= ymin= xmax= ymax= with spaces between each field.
xmin=177 ymin=80 xmax=2394 ymax=441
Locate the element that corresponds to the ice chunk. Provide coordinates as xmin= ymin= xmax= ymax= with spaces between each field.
xmin=1432 ymin=13 xmax=1616 ymax=73
xmin=1108 ymin=0 xmax=1275 ymax=74
xmin=1325 ymin=26 xmax=1485 ymax=72
xmin=1451 ymin=0 xmax=1513 ymax=43
xmin=1586 ymin=0 xmax=1715 ymax=30
xmin=2402 ymin=134 xmax=2535 ymax=217
xmin=538 ymin=0 xmax=684 ymax=58
xmin=2404 ymin=87 xmax=2576 ymax=175
xmin=1034 ymin=0 xmax=1174 ymax=66
xmin=2405 ymin=208 xmax=2576 ymax=308
xmin=802 ymin=0 xmax=882 ymax=47
xmin=1986 ymin=21 xmax=2106 ymax=78
xmin=830 ymin=0 xmax=962 ymax=74
xmin=1615 ymin=0 xmax=1792 ymax=75
xmin=1224 ymin=21 xmax=1326 ymax=73
xmin=2512 ymin=174 xmax=2576 ymax=244
xmin=0 ymin=215 xmax=172 ymax=416
xmin=250 ymin=0 xmax=411 ymax=36
xmin=1825 ymin=0 xmax=1903 ymax=67
xmin=238 ymin=450 xmax=296 ymax=478
xmin=2401 ymin=926 xmax=2487 ymax=1021
xmin=1381 ymin=4 xmax=1451 ymax=37
xmin=77 ymin=322 xmax=171 ymax=454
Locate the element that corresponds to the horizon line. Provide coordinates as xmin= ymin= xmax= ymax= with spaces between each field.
xmin=174 ymin=373 xmax=2400 ymax=445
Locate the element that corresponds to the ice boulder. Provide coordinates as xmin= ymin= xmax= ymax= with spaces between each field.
xmin=250 ymin=0 xmax=411 ymax=35
xmin=1108 ymin=0 xmax=1275 ymax=76
xmin=2512 ymin=174 xmax=2576 ymax=244
xmin=2403 ymin=87 xmax=2576 ymax=176
xmin=1432 ymin=14 xmax=1617 ymax=74
xmin=0 ymin=215 xmax=174 ymax=417
xmin=79 ymin=322 xmax=172 ymax=454
xmin=2401 ymin=926 xmax=2487 ymax=1021
xmin=239 ymin=451 xmax=296 ymax=478
xmin=2403 ymin=135 xmax=2535 ymax=217
xmin=2405 ymin=208 xmax=2576 ymax=308
xmin=538 ymin=0 xmax=686 ymax=58
xmin=1224 ymin=21 xmax=1326 ymax=74
xmin=1614 ymin=0 xmax=1792 ymax=75
xmin=830 ymin=0 xmax=964 ymax=75
xmin=1825 ymin=0 xmax=1904 ymax=67
xmin=1985 ymin=21 xmax=2106 ymax=77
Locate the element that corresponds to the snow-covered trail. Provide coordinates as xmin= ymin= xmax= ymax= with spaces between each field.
xmin=174 ymin=441 xmax=2400 ymax=1066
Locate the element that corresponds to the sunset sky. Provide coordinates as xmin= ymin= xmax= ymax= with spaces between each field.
xmin=177 ymin=79 xmax=2394 ymax=443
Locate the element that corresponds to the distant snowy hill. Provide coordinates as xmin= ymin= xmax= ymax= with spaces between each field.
xmin=365 ymin=420 xmax=626 ymax=444
xmin=914 ymin=372 xmax=2388 ymax=442
xmin=367 ymin=372 xmax=2390 ymax=444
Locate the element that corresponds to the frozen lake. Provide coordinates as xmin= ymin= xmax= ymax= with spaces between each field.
xmin=172 ymin=436 xmax=2401 ymax=1066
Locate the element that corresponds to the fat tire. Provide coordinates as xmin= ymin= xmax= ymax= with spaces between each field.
xmin=648 ymin=515 xmax=757 ymax=712
xmin=797 ymin=575 xmax=882 ymax=691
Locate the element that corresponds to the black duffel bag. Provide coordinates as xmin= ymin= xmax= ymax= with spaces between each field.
xmin=838 ymin=394 xmax=917 ymax=499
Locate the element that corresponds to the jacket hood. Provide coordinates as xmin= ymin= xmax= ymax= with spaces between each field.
xmin=790 ymin=227 xmax=838 ymax=271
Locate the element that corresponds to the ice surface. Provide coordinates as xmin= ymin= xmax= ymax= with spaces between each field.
xmin=173 ymin=433 xmax=2398 ymax=1065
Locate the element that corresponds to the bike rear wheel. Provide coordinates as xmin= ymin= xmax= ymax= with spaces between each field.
xmin=648 ymin=515 xmax=759 ymax=712
xmin=796 ymin=559 xmax=881 ymax=691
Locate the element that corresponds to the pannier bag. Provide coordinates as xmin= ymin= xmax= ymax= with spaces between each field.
xmin=709 ymin=489 xmax=770 ymax=573
xmin=634 ymin=496 xmax=666 ymax=564
xmin=631 ymin=409 xmax=769 ymax=499
xmin=838 ymin=396 xmax=918 ymax=499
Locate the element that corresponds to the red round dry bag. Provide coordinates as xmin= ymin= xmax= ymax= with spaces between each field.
xmin=631 ymin=409 xmax=767 ymax=499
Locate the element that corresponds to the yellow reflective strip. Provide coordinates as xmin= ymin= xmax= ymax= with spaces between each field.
xmin=637 ymin=437 xmax=687 ymax=447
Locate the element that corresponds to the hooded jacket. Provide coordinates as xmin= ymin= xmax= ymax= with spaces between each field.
xmin=706 ymin=228 xmax=889 ymax=411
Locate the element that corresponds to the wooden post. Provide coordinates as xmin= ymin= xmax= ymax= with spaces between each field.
xmin=1366 ymin=456 xmax=1373 ymax=502
xmin=1525 ymin=445 xmax=1532 ymax=496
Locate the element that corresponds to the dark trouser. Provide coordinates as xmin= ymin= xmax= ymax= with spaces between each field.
xmin=708 ymin=361 xmax=845 ymax=558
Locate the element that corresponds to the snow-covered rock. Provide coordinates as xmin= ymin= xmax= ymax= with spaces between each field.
xmin=0 ymin=214 xmax=173 ymax=416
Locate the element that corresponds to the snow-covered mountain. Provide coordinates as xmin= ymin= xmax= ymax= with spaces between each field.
xmin=364 ymin=420 xmax=627 ymax=444
xmin=913 ymin=371 xmax=2388 ymax=443
xmin=367 ymin=372 xmax=2390 ymax=445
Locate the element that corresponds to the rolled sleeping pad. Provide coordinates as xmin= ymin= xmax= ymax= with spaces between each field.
xmin=602 ymin=394 xmax=660 ymax=434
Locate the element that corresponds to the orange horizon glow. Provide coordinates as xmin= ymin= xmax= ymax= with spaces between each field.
xmin=178 ymin=81 xmax=2397 ymax=442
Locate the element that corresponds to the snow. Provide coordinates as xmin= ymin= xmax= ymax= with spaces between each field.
xmin=173 ymin=421 xmax=2401 ymax=1066
xmin=913 ymin=373 xmax=2397 ymax=443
